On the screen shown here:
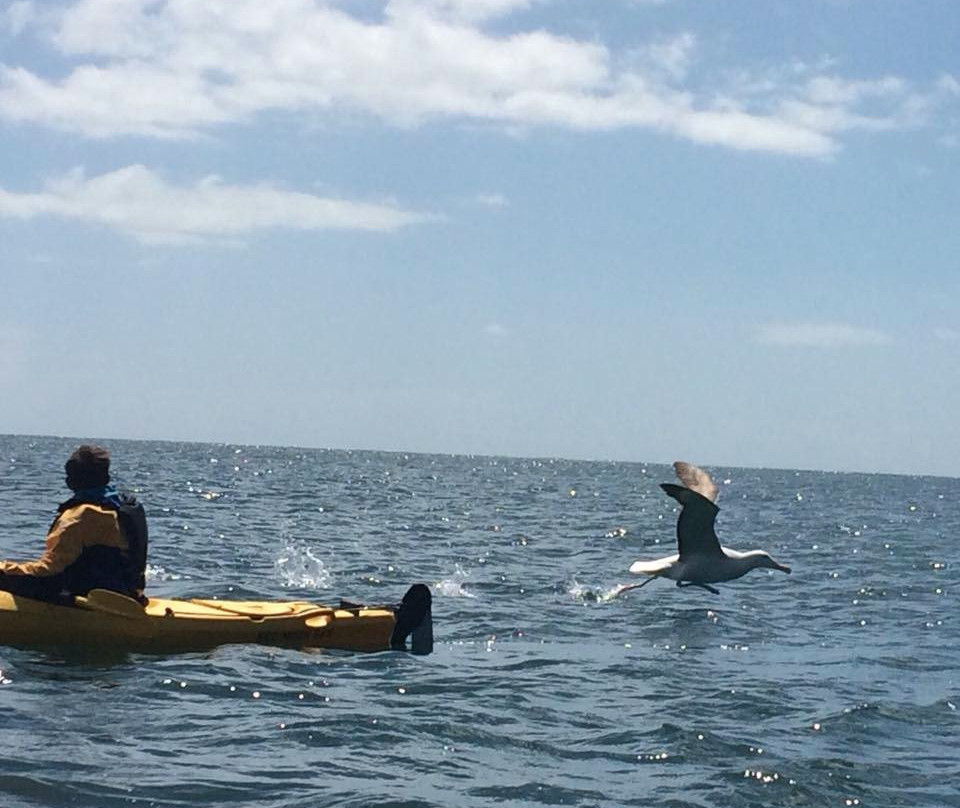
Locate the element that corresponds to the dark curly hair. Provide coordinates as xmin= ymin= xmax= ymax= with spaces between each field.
xmin=65 ymin=445 xmax=111 ymax=490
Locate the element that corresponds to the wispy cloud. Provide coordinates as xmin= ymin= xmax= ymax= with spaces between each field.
xmin=756 ymin=322 xmax=894 ymax=348
xmin=629 ymin=33 xmax=697 ymax=82
xmin=1 ymin=1 xmax=36 ymax=37
xmin=0 ymin=165 xmax=431 ymax=245
xmin=937 ymin=74 xmax=960 ymax=95
xmin=388 ymin=0 xmax=537 ymax=24
xmin=473 ymin=193 xmax=510 ymax=208
xmin=934 ymin=327 xmax=960 ymax=343
xmin=776 ymin=75 xmax=930 ymax=134
xmin=1 ymin=0 xmax=945 ymax=156
xmin=483 ymin=323 xmax=509 ymax=338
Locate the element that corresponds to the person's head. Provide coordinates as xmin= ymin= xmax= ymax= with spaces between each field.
xmin=64 ymin=445 xmax=111 ymax=491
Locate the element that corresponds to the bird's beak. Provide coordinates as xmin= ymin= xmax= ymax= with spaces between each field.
xmin=763 ymin=555 xmax=791 ymax=573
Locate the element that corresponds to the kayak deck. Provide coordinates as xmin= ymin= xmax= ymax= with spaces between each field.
xmin=0 ymin=588 xmax=412 ymax=654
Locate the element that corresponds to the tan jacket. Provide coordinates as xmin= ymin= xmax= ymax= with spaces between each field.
xmin=0 ymin=503 xmax=129 ymax=577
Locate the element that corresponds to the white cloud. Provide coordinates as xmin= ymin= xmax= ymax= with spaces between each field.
xmin=1 ymin=1 xmax=37 ymax=36
xmin=386 ymin=0 xmax=537 ymax=24
xmin=935 ymin=327 xmax=960 ymax=343
xmin=0 ymin=64 xmax=235 ymax=138
xmin=756 ymin=322 xmax=894 ymax=348
xmin=0 ymin=165 xmax=431 ymax=245
xmin=0 ymin=0 xmax=950 ymax=156
xmin=0 ymin=0 xmax=862 ymax=155
xmin=483 ymin=323 xmax=509 ymax=337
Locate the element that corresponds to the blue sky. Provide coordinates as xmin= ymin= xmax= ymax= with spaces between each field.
xmin=1 ymin=0 xmax=958 ymax=476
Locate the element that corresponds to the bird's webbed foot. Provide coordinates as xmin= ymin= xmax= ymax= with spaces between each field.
xmin=676 ymin=581 xmax=720 ymax=595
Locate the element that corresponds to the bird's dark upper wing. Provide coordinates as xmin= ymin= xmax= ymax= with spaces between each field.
xmin=660 ymin=483 xmax=722 ymax=559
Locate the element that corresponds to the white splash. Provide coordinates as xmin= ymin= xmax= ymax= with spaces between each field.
xmin=145 ymin=564 xmax=188 ymax=582
xmin=274 ymin=543 xmax=334 ymax=590
xmin=598 ymin=583 xmax=637 ymax=602
xmin=434 ymin=565 xmax=476 ymax=598
xmin=568 ymin=578 xmax=594 ymax=601
xmin=569 ymin=578 xmax=630 ymax=603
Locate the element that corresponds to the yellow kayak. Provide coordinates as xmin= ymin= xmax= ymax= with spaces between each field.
xmin=0 ymin=584 xmax=433 ymax=654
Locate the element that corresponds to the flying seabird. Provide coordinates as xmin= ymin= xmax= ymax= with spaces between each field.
xmin=623 ymin=461 xmax=791 ymax=595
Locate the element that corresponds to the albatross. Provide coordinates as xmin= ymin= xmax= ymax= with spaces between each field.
xmin=624 ymin=461 xmax=791 ymax=595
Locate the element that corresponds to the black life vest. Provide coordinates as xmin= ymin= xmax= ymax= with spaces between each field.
xmin=56 ymin=491 xmax=149 ymax=602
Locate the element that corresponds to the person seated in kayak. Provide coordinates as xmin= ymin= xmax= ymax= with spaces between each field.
xmin=0 ymin=445 xmax=148 ymax=605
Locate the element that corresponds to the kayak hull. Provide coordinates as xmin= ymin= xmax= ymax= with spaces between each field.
xmin=0 ymin=589 xmax=410 ymax=654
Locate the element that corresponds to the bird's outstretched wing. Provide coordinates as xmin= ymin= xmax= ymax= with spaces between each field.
xmin=661 ymin=461 xmax=722 ymax=559
xmin=673 ymin=461 xmax=718 ymax=503
xmin=629 ymin=555 xmax=677 ymax=575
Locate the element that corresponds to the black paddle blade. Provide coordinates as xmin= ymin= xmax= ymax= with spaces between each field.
xmin=390 ymin=583 xmax=433 ymax=655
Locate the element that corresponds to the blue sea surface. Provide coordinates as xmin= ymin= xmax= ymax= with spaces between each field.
xmin=0 ymin=435 xmax=957 ymax=808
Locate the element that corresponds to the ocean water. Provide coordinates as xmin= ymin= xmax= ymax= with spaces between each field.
xmin=0 ymin=434 xmax=957 ymax=808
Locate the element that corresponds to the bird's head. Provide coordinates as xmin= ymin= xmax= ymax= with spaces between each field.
xmin=756 ymin=553 xmax=791 ymax=574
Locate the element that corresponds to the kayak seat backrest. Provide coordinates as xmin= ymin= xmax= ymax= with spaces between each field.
xmin=75 ymin=589 xmax=148 ymax=619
